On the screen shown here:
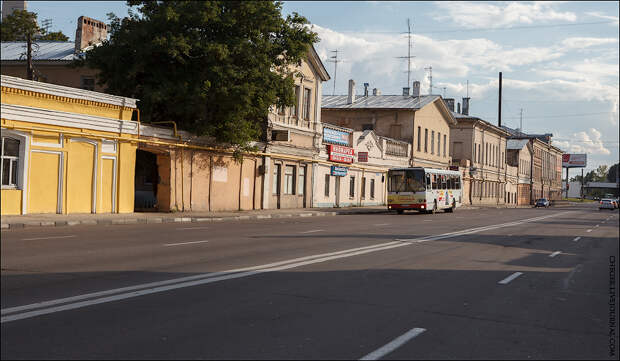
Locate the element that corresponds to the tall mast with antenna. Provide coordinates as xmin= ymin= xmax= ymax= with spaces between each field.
xmin=396 ymin=18 xmax=415 ymax=88
xmin=425 ymin=66 xmax=433 ymax=94
xmin=327 ymin=50 xmax=341 ymax=95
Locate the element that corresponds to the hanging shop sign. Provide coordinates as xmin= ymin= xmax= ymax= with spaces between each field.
xmin=331 ymin=166 xmax=348 ymax=177
xmin=323 ymin=127 xmax=350 ymax=146
xmin=328 ymin=144 xmax=355 ymax=164
xmin=357 ymin=151 xmax=368 ymax=162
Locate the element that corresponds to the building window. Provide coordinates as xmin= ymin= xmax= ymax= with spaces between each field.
xmin=370 ymin=179 xmax=375 ymax=199
xmin=324 ymin=174 xmax=330 ymax=197
xmin=302 ymin=88 xmax=311 ymax=121
xmin=349 ymin=176 xmax=355 ymax=198
xmin=272 ymin=164 xmax=281 ymax=195
xmin=443 ymin=134 xmax=446 ymax=157
xmin=284 ymin=165 xmax=295 ymax=195
xmin=361 ymin=177 xmax=366 ymax=199
xmin=298 ymin=166 xmax=305 ymax=196
xmin=1 ymin=137 xmax=20 ymax=188
xmin=291 ymin=85 xmax=300 ymax=118
xmin=80 ymin=76 xmax=95 ymax=91
xmin=431 ymin=131 xmax=435 ymax=154
xmin=437 ymin=132 xmax=441 ymax=156
xmin=424 ymin=128 xmax=428 ymax=153
xmin=417 ymin=126 xmax=421 ymax=152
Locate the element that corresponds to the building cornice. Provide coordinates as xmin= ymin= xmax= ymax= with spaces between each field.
xmin=1 ymin=75 xmax=138 ymax=109
xmin=1 ymin=103 xmax=138 ymax=135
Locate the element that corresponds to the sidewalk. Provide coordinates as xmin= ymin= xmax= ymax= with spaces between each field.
xmin=0 ymin=203 xmax=551 ymax=230
xmin=1 ymin=206 xmax=389 ymax=229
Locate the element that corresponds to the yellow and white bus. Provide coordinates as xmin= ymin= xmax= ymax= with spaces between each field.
xmin=387 ymin=167 xmax=463 ymax=214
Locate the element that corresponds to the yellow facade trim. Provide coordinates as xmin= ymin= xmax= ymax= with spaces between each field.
xmin=2 ymin=121 xmax=388 ymax=174
xmin=1 ymin=86 xmax=135 ymax=120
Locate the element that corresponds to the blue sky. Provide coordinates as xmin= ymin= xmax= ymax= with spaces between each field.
xmin=14 ymin=1 xmax=620 ymax=173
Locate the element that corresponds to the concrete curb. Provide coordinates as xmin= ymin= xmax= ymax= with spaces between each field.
xmin=1 ymin=209 xmax=386 ymax=230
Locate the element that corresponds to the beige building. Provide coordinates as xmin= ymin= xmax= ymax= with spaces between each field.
xmin=313 ymin=124 xmax=409 ymax=208
xmin=1 ymin=16 xmax=106 ymax=91
xmin=133 ymin=45 xmax=330 ymax=212
xmin=322 ymin=80 xmax=456 ymax=170
xmin=506 ymin=139 xmax=533 ymax=205
xmin=449 ymin=102 xmax=511 ymax=206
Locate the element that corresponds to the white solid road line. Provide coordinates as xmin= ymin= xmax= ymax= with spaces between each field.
xmin=2 ymin=211 xmax=571 ymax=324
xmin=359 ymin=327 xmax=426 ymax=360
xmin=498 ymin=272 xmax=524 ymax=285
xmin=298 ymin=229 xmax=325 ymax=234
xmin=573 ymin=236 xmax=581 ymax=242
xmin=176 ymin=227 xmax=210 ymax=230
xmin=374 ymin=223 xmax=390 ymax=226
xmin=549 ymin=251 xmax=561 ymax=258
xmin=21 ymin=235 xmax=76 ymax=241
xmin=163 ymin=240 xmax=210 ymax=247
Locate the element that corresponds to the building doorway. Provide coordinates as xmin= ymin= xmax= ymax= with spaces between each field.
xmin=134 ymin=149 xmax=159 ymax=211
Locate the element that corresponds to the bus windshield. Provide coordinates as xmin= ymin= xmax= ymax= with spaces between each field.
xmin=388 ymin=169 xmax=426 ymax=193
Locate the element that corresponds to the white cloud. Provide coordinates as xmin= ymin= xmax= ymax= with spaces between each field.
xmin=586 ymin=11 xmax=620 ymax=25
xmin=433 ymin=2 xmax=576 ymax=28
xmin=553 ymin=128 xmax=611 ymax=155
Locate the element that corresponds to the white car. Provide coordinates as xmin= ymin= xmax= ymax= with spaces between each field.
xmin=599 ymin=199 xmax=615 ymax=210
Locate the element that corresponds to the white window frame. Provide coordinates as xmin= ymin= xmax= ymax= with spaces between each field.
xmin=1 ymin=129 xmax=30 ymax=214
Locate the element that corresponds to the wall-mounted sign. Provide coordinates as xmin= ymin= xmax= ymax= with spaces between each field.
xmin=323 ymin=127 xmax=350 ymax=146
xmin=331 ymin=166 xmax=348 ymax=177
xmin=448 ymin=165 xmax=459 ymax=171
xmin=358 ymin=151 xmax=368 ymax=162
xmin=328 ymin=144 xmax=355 ymax=164
xmin=562 ymin=153 xmax=586 ymax=168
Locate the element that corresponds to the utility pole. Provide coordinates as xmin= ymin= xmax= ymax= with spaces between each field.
xmin=327 ymin=50 xmax=341 ymax=96
xmin=425 ymin=66 xmax=433 ymax=95
xmin=396 ymin=18 xmax=415 ymax=88
xmin=26 ymin=33 xmax=33 ymax=80
xmin=498 ymin=72 xmax=502 ymax=128
xmin=519 ymin=108 xmax=523 ymax=134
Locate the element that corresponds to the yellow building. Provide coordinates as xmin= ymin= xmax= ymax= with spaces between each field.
xmin=1 ymin=75 xmax=138 ymax=215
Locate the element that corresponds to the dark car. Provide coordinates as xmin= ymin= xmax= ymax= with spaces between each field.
xmin=534 ymin=198 xmax=550 ymax=208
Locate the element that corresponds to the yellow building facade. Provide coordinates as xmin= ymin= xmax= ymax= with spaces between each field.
xmin=1 ymin=75 xmax=138 ymax=215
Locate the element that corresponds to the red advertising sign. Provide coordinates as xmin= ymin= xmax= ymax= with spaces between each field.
xmin=329 ymin=144 xmax=355 ymax=164
xmin=358 ymin=152 xmax=368 ymax=162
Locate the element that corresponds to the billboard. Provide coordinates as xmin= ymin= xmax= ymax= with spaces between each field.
xmin=328 ymin=144 xmax=354 ymax=164
xmin=562 ymin=154 xmax=587 ymax=168
xmin=323 ymin=128 xmax=350 ymax=146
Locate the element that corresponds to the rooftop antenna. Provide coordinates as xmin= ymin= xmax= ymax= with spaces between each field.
xmin=442 ymin=86 xmax=446 ymax=98
xmin=40 ymin=18 xmax=52 ymax=33
xmin=466 ymin=80 xmax=469 ymax=98
xmin=327 ymin=50 xmax=341 ymax=96
xmin=519 ymin=108 xmax=523 ymax=134
xmin=425 ymin=66 xmax=433 ymax=94
xmin=396 ymin=18 xmax=415 ymax=87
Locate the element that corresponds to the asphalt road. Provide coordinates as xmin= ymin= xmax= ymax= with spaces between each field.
xmin=1 ymin=204 xmax=618 ymax=359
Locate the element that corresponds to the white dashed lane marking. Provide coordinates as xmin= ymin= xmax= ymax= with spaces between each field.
xmin=359 ymin=327 xmax=427 ymax=360
xmin=573 ymin=236 xmax=581 ymax=242
xmin=21 ymin=235 xmax=76 ymax=241
xmin=549 ymin=251 xmax=561 ymax=258
xmin=498 ymin=272 xmax=524 ymax=285
xmin=163 ymin=240 xmax=210 ymax=247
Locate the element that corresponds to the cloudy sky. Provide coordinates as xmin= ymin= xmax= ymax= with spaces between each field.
xmin=19 ymin=1 xmax=620 ymax=173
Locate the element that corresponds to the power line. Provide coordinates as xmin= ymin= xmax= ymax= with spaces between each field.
xmin=330 ymin=20 xmax=616 ymax=35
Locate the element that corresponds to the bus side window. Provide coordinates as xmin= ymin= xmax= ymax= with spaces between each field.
xmin=442 ymin=176 xmax=447 ymax=190
xmin=426 ymin=174 xmax=431 ymax=190
xmin=456 ymin=177 xmax=461 ymax=189
xmin=447 ymin=176 xmax=452 ymax=190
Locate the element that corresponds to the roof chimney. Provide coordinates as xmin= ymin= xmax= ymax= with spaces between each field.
xmin=444 ymin=98 xmax=455 ymax=112
xmin=347 ymin=79 xmax=356 ymax=104
xmin=402 ymin=87 xmax=410 ymax=96
xmin=75 ymin=16 xmax=108 ymax=53
xmin=462 ymin=97 xmax=470 ymax=116
xmin=372 ymin=88 xmax=381 ymax=96
xmin=363 ymin=83 xmax=369 ymax=97
xmin=412 ymin=81 xmax=420 ymax=97
xmin=457 ymin=102 xmax=461 ymax=114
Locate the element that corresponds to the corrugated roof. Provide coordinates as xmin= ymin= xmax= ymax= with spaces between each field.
xmin=506 ymin=139 xmax=529 ymax=150
xmin=1 ymin=41 xmax=77 ymax=61
xmin=322 ymin=94 xmax=439 ymax=109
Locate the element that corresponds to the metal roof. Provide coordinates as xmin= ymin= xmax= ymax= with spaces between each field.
xmin=322 ymin=94 xmax=439 ymax=109
xmin=1 ymin=41 xmax=77 ymax=61
xmin=506 ymin=139 xmax=530 ymax=150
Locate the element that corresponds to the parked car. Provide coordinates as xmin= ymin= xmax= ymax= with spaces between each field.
xmin=611 ymin=199 xmax=619 ymax=209
xmin=599 ymin=199 xmax=615 ymax=210
xmin=534 ymin=198 xmax=550 ymax=208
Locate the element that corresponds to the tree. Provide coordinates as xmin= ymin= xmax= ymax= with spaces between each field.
xmin=606 ymin=162 xmax=619 ymax=183
xmin=77 ymin=1 xmax=318 ymax=150
xmin=0 ymin=10 xmax=69 ymax=41
xmin=1 ymin=10 xmax=70 ymax=79
xmin=595 ymin=165 xmax=608 ymax=181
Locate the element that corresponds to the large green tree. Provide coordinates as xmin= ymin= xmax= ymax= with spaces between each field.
xmin=78 ymin=1 xmax=318 ymax=149
xmin=606 ymin=162 xmax=619 ymax=183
